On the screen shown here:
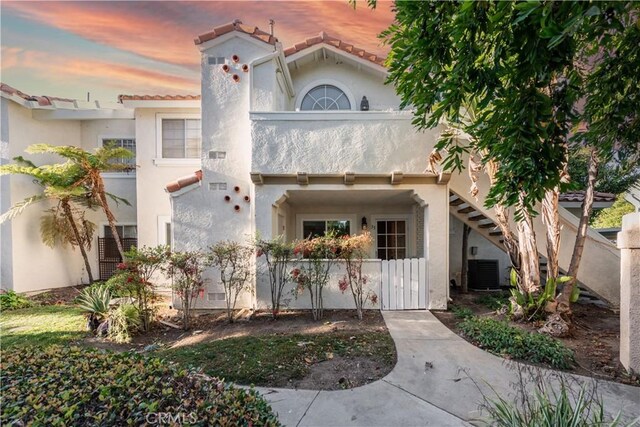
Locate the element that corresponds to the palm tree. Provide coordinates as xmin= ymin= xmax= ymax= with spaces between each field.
xmin=0 ymin=157 xmax=98 ymax=282
xmin=26 ymin=144 xmax=133 ymax=259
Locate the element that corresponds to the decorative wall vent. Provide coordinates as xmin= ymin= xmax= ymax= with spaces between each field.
xmin=232 ymin=54 xmax=240 ymax=63
xmin=208 ymin=151 xmax=226 ymax=159
xmin=208 ymin=56 xmax=226 ymax=65
xmin=209 ymin=182 xmax=228 ymax=191
xmin=208 ymin=292 xmax=226 ymax=301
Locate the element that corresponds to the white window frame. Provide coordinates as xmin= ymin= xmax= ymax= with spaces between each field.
xmin=154 ymin=113 xmax=202 ymax=166
xmin=295 ymin=79 xmax=356 ymax=112
xmin=99 ymin=222 xmax=138 ymax=238
xmin=157 ymin=215 xmax=172 ymax=248
xmin=98 ymin=134 xmax=136 ymax=178
xmin=370 ymin=214 xmax=414 ymax=260
xmin=296 ymin=214 xmax=358 ymax=239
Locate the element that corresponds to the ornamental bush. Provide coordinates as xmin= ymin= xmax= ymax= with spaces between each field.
xmin=0 ymin=346 xmax=280 ymax=426
xmin=459 ymin=316 xmax=575 ymax=370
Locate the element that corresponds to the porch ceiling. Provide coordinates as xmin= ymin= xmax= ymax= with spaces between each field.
xmin=285 ymin=189 xmax=416 ymax=206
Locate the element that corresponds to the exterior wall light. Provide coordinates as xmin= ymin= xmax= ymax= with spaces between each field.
xmin=360 ymin=96 xmax=369 ymax=111
xmin=470 ymin=246 xmax=478 ymax=256
xmin=361 ymin=216 xmax=368 ymax=230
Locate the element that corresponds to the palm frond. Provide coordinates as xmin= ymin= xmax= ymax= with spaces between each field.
xmin=0 ymin=195 xmax=46 ymax=224
xmin=106 ymin=192 xmax=131 ymax=206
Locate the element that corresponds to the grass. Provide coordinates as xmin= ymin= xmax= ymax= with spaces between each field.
xmin=0 ymin=305 xmax=87 ymax=348
xmin=162 ymin=331 xmax=396 ymax=386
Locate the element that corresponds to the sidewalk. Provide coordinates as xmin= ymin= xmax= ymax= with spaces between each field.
xmin=256 ymin=311 xmax=640 ymax=426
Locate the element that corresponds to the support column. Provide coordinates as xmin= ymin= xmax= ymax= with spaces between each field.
xmin=618 ymin=212 xmax=640 ymax=373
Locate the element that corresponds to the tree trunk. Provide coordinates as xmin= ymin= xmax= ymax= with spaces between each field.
xmin=560 ymin=148 xmax=599 ymax=309
xmin=542 ymin=188 xmax=561 ymax=281
xmin=517 ymin=200 xmax=541 ymax=294
xmin=61 ymin=199 xmax=94 ymax=284
xmin=461 ymin=224 xmax=470 ymax=293
xmin=94 ymin=173 xmax=125 ymax=259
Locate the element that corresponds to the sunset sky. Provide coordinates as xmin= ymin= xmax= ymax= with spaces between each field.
xmin=0 ymin=1 xmax=394 ymax=102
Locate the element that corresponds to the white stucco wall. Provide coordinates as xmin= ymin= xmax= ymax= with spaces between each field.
xmin=449 ymin=215 xmax=511 ymax=287
xmin=251 ymin=114 xmax=443 ymax=175
xmin=289 ymin=61 xmax=398 ymax=111
xmin=134 ymin=107 xmax=201 ymax=252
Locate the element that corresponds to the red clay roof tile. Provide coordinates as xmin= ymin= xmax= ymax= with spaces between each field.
xmin=166 ymin=170 xmax=203 ymax=193
xmin=118 ymin=94 xmax=201 ymax=102
xmin=559 ymin=191 xmax=615 ymax=203
xmin=195 ymin=19 xmax=277 ymax=46
xmin=284 ymin=32 xmax=386 ymax=67
xmin=1 ymin=83 xmax=75 ymax=106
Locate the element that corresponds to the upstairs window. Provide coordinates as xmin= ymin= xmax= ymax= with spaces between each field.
xmin=102 ymin=138 xmax=135 ymax=170
xmin=161 ymin=118 xmax=201 ymax=158
xmin=300 ymin=85 xmax=351 ymax=111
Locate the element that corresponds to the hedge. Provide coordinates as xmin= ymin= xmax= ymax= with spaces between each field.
xmin=0 ymin=346 xmax=280 ymax=426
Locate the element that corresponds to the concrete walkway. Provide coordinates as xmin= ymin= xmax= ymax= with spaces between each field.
xmin=256 ymin=311 xmax=640 ymax=426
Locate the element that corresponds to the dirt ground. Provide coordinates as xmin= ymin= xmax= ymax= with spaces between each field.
xmin=434 ymin=290 xmax=639 ymax=387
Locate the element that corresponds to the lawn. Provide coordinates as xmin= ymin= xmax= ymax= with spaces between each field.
xmin=162 ymin=331 xmax=396 ymax=389
xmin=0 ymin=305 xmax=87 ymax=348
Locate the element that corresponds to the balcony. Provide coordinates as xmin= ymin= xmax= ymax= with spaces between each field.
xmin=250 ymin=111 xmax=442 ymax=175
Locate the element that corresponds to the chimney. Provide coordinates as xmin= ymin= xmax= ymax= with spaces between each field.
xmin=269 ymin=19 xmax=275 ymax=36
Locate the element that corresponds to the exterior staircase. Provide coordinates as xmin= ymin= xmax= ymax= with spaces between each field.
xmin=448 ymin=174 xmax=621 ymax=307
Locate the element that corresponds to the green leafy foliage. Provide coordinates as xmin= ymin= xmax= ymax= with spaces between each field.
xmin=591 ymin=196 xmax=636 ymax=229
xmin=450 ymin=305 xmax=474 ymax=319
xmin=75 ymin=284 xmax=111 ymax=319
xmin=459 ymin=317 xmax=575 ymax=369
xmin=0 ymin=290 xmax=33 ymax=311
xmin=485 ymin=369 xmax=623 ymax=427
xmin=0 ymin=346 xmax=280 ymax=426
xmin=107 ymin=304 xmax=140 ymax=344
xmin=509 ymin=269 xmax=573 ymax=320
xmin=107 ymin=246 xmax=167 ymax=331
xmin=475 ymin=293 xmax=510 ymax=311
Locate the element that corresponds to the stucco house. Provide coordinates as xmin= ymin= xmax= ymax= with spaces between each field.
xmin=0 ymin=20 xmax=622 ymax=313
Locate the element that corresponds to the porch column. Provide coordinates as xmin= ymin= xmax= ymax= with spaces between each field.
xmin=618 ymin=212 xmax=640 ymax=373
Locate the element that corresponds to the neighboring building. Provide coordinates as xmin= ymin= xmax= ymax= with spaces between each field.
xmin=0 ymin=20 xmax=623 ymax=311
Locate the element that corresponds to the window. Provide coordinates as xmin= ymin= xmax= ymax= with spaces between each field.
xmin=300 ymin=85 xmax=351 ymax=111
xmin=376 ymin=220 xmax=406 ymax=260
xmin=302 ymin=220 xmax=350 ymax=239
xmin=104 ymin=225 xmax=137 ymax=239
xmin=102 ymin=138 xmax=135 ymax=169
xmin=161 ymin=118 xmax=201 ymax=158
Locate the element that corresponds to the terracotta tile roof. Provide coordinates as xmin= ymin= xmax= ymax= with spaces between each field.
xmin=118 ymin=94 xmax=201 ymax=102
xmin=195 ymin=19 xmax=277 ymax=46
xmin=284 ymin=31 xmax=386 ymax=67
xmin=559 ymin=191 xmax=616 ymax=203
xmin=166 ymin=170 xmax=203 ymax=193
xmin=1 ymin=82 xmax=75 ymax=106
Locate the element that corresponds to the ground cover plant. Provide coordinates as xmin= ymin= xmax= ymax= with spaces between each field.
xmin=0 ymin=346 xmax=280 ymax=426
xmin=0 ymin=305 xmax=86 ymax=348
xmin=162 ymin=330 xmax=396 ymax=389
xmin=459 ymin=316 xmax=575 ymax=370
xmin=0 ymin=290 xmax=33 ymax=311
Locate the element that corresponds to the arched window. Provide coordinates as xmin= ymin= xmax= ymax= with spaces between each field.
xmin=300 ymin=85 xmax=351 ymax=111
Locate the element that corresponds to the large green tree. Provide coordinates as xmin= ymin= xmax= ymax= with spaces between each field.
xmin=360 ymin=0 xmax=639 ymax=317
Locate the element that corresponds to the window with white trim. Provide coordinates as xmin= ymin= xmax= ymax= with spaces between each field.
xmin=302 ymin=220 xmax=351 ymax=239
xmin=102 ymin=138 xmax=135 ymax=169
xmin=300 ymin=85 xmax=351 ymax=111
xmin=104 ymin=225 xmax=137 ymax=239
xmin=376 ymin=220 xmax=406 ymax=260
xmin=161 ymin=118 xmax=201 ymax=158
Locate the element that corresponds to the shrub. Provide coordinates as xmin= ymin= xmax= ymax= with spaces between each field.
xmin=107 ymin=245 xmax=167 ymax=331
xmin=76 ymin=284 xmax=111 ymax=331
xmin=0 ymin=290 xmax=33 ymax=311
xmin=209 ymin=241 xmax=254 ymax=322
xmin=482 ymin=365 xmax=625 ymax=427
xmin=254 ymin=235 xmax=295 ymax=319
xmin=338 ymin=232 xmax=377 ymax=320
xmin=0 ymin=346 xmax=280 ymax=426
xmin=459 ymin=317 xmax=575 ymax=369
xmin=293 ymin=234 xmax=340 ymax=321
xmin=107 ymin=303 xmax=140 ymax=344
xmin=451 ymin=304 xmax=474 ymax=319
xmin=476 ymin=293 xmax=509 ymax=311
xmin=164 ymin=251 xmax=208 ymax=330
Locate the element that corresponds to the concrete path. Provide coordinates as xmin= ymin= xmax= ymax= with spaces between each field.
xmin=256 ymin=311 xmax=640 ymax=426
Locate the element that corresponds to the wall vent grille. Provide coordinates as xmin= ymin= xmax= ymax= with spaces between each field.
xmin=208 ymin=57 xmax=226 ymax=65
xmin=208 ymin=182 xmax=227 ymax=190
